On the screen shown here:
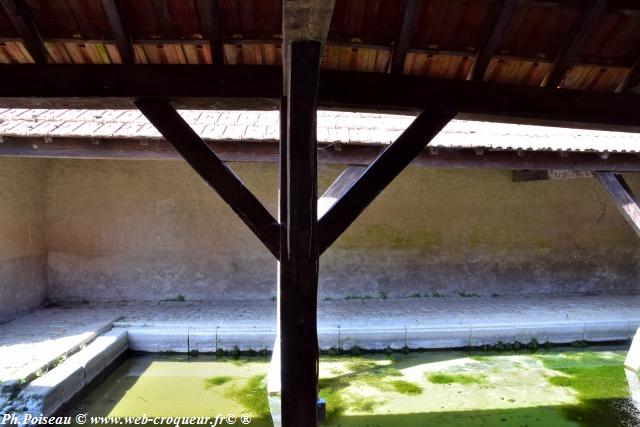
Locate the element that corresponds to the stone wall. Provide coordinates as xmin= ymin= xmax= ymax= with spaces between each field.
xmin=0 ymin=158 xmax=48 ymax=322
xmin=44 ymin=159 xmax=640 ymax=302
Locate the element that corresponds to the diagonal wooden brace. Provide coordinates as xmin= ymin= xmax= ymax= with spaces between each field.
xmin=135 ymin=99 xmax=281 ymax=258
xmin=318 ymin=108 xmax=455 ymax=253
xmin=595 ymin=171 xmax=640 ymax=237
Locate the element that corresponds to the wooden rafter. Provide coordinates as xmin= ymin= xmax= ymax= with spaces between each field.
xmin=318 ymin=108 xmax=455 ymax=253
xmin=135 ymin=99 xmax=280 ymax=258
xmin=595 ymin=172 xmax=640 ymax=237
xmin=389 ymin=0 xmax=422 ymax=75
xmin=541 ymin=0 xmax=609 ymax=88
xmin=617 ymin=59 xmax=640 ymax=93
xmin=195 ymin=0 xmax=224 ymax=65
xmin=0 ymin=0 xmax=48 ymax=63
xmin=467 ymin=0 xmax=517 ymax=81
xmin=100 ymin=0 xmax=135 ymax=64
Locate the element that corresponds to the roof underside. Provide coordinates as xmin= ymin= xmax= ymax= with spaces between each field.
xmin=1 ymin=108 xmax=640 ymax=154
xmin=1 ymin=0 xmax=640 ymax=93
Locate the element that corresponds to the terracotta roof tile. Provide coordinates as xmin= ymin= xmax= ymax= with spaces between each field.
xmin=0 ymin=108 xmax=637 ymax=154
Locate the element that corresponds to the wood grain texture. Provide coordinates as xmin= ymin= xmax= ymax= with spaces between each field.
xmin=596 ymin=171 xmax=640 ymax=237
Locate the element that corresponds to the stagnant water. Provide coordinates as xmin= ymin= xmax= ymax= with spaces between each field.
xmin=68 ymin=346 xmax=640 ymax=427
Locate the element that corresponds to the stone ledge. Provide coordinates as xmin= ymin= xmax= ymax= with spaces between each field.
xmin=3 ymin=328 xmax=128 ymax=419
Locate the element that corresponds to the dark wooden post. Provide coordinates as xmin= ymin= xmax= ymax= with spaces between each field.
xmin=280 ymin=40 xmax=321 ymax=427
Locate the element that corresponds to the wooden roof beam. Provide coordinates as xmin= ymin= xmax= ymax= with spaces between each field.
xmin=0 ymin=0 xmax=49 ymax=63
xmin=282 ymin=0 xmax=335 ymax=92
xmin=3 ymin=65 xmax=640 ymax=131
xmin=467 ymin=0 xmax=517 ymax=81
xmin=595 ymin=172 xmax=640 ymax=237
xmin=1 ymin=137 xmax=640 ymax=172
xmin=195 ymin=0 xmax=224 ymax=65
xmin=389 ymin=0 xmax=422 ymax=75
xmin=541 ymin=0 xmax=609 ymax=88
xmin=100 ymin=0 xmax=135 ymax=64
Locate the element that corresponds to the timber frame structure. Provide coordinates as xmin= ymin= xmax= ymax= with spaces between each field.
xmin=1 ymin=0 xmax=640 ymax=425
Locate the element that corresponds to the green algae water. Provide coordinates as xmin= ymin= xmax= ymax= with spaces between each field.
xmin=68 ymin=347 xmax=640 ymax=427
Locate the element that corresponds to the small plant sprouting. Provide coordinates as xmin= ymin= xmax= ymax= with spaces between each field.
xmin=409 ymin=293 xmax=421 ymax=298
xmin=379 ymin=292 xmax=388 ymax=300
xmin=492 ymin=292 xmax=501 ymax=298
xmin=458 ymin=291 xmax=479 ymax=298
xmin=431 ymin=292 xmax=445 ymax=298
xmin=323 ymin=296 xmax=334 ymax=301
xmin=161 ymin=294 xmax=187 ymax=303
xmin=344 ymin=295 xmax=372 ymax=301
xmin=270 ymin=296 xmax=277 ymax=303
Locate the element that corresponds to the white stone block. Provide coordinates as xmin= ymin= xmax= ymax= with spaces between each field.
xmin=470 ymin=326 xmax=516 ymax=347
xmin=23 ymin=361 xmax=85 ymax=416
xmin=128 ymin=328 xmax=188 ymax=352
xmin=339 ymin=327 xmax=405 ymax=350
xmin=407 ymin=326 xmax=471 ymax=349
xmin=214 ymin=329 xmax=275 ymax=351
xmin=515 ymin=322 xmax=584 ymax=344
xmin=583 ymin=321 xmax=630 ymax=342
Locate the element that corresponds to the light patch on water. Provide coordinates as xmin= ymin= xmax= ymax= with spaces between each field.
xmin=68 ymin=347 xmax=636 ymax=427
xmin=325 ymin=352 xmax=578 ymax=417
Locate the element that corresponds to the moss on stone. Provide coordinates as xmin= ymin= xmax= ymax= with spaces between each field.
xmin=426 ymin=372 xmax=487 ymax=386
xmin=389 ymin=380 xmax=422 ymax=395
xmin=203 ymin=376 xmax=232 ymax=388
xmin=228 ymin=374 xmax=270 ymax=420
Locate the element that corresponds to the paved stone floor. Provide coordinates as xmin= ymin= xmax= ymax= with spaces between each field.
xmin=2 ymin=295 xmax=640 ymax=384
xmin=0 ymin=305 xmax=122 ymax=385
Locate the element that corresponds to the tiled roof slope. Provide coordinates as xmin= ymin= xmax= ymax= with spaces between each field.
xmin=0 ymin=109 xmax=638 ymax=154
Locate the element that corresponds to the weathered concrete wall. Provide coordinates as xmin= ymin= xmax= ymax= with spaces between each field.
xmin=0 ymin=158 xmax=48 ymax=322
xmin=46 ymin=160 xmax=278 ymax=302
xmin=45 ymin=159 xmax=640 ymax=302
xmin=324 ymin=168 xmax=640 ymax=298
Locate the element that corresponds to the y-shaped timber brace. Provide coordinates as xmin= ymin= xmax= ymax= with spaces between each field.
xmin=136 ymin=43 xmax=455 ymax=427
